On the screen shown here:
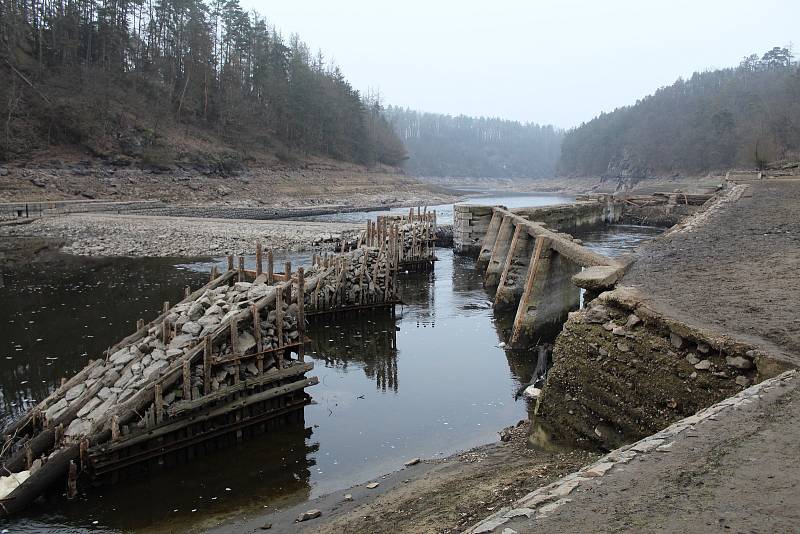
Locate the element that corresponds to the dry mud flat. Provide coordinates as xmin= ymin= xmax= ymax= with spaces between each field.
xmin=0 ymin=213 xmax=361 ymax=257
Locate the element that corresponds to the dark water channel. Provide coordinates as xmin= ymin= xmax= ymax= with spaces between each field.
xmin=0 ymin=223 xmax=661 ymax=533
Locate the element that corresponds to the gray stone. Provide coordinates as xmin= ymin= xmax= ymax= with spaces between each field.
xmin=343 ymin=493 xmax=353 ymax=502
xmin=248 ymin=284 xmax=270 ymax=300
xmin=143 ymin=359 xmax=168 ymax=380
xmin=696 ymin=342 xmax=710 ymax=354
xmin=365 ymin=482 xmax=380 ymax=489
xmin=166 ymin=348 xmax=183 ymax=358
xmin=617 ymin=342 xmax=631 ymax=352
xmin=735 ymin=375 xmax=752 ymax=387
xmin=625 ymin=314 xmax=642 ymax=329
xmin=110 ymin=347 xmax=136 ymax=365
xmin=694 ymin=359 xmax=712 ymax=371
xmin=97 ymin=387 xmax=113 ymax=400
xmin=296 ymin=509 xmax=321 ymax=522
xmin=65 ymin=418 xmax=92 ymax=437
xmin=670 ymin=332 xmax=685 ymax=349
xmin=404 ymin=457 xmax=421 ymax=466
xmin=685 ymin=353 xmax=700 ymax=365
xmin=187 ymin=301 xmax=205 ymax=320
xmin=169 ymin=334 xmax=194 ymax=349
xmin=182 ymin=321 xmax=202 ymax=335
xmin=237 ymin=331 xmax=257 ymax=353
xmin=726 ymin=356 xmax=753 ymax=370
xmin=45 ymin=398 xmax=68 ymax=421
xmin=205 ymin=304 xmax=222 ymax=316
xmin=234 ymin=282 xmax=252 ymax=292
xmin=612 ymin=326 xmax=626 ymax=336
xmin=65 ymin=383 xmax=86 ymax=401
xmin=77 ymin=396 xmax=102 ymax=417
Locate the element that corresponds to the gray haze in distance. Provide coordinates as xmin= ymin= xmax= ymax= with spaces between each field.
xmin=243 ymin=0 xmax=798 ymax=128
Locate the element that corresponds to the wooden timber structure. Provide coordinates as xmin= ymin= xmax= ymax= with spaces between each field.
xmin=0 ymin=215 xmax=435 ymax=517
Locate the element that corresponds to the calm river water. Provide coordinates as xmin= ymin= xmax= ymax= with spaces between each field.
xmin=0 ymin=195 xmax=661 ymax=532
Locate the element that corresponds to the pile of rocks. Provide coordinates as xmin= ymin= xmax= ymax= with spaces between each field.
xmin=303 ymin=247 xmax=395 ymax=310
xmin=46 ymin=275 xmax=297 ymax=439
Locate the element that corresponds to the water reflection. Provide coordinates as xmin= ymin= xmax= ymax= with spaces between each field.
xmin=308 ymin=314 xmax=399 ymax=393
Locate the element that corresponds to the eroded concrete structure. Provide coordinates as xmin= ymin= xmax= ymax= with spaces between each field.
xmin=457 ymin=201 xmax=625 ymax=346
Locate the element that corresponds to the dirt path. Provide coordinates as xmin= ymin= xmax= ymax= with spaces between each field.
xmin=623 ymin=179 xmax=800 ymax=364
xmin=478 ymin=370 xmax=800 ymax=533
xmin=205 ymin=423 xmax=597 ymax=534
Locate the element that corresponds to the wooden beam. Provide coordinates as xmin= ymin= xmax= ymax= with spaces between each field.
xmin=510 ymin=237 xmax=548 ymax=346
xmin=495 ymin=225 xmax=523 ymax=305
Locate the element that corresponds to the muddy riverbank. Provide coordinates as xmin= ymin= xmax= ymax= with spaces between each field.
xmin=209 ymin=421 xmax=597 ymax=534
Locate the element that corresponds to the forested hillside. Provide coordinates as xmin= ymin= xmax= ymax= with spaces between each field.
xmin=558 ymin=47 xmax=800 ymax=178
xmin=385 ymin=107 xmax=563 ymax=178
xmin=0 ymin=0 xmax=406 ymax=168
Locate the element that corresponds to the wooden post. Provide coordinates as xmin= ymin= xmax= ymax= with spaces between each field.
xmin=184 ymin=285 xmax=191 ymax=298
xmin=136 ymin=318 xmax=144 ymax=332
xmin=495 ymin=225 xmax=522 ymax=304
xmin=284 ymin=261 xmax=291 ymax=282
xmin=359 ymin=249 xmax=367 ymax=303
xmin=510 ymin=237 xmax=547 ymax=346
xmin=210 ymin=264 xmax=218 ymax=282
xmin=256 ymin=242 xmax=263 ymax=277
xmin=203 ymin=336 xmax=212 ymax=395
xmin=276 ymin=288 xmax=284 ymax=345
xmin=162 ymin=319 xmax=171 ymax=345
xmin=297 ymin=267 xmax=305 ymax=362
xmin=163 ymin=301 xmax=170 ymax=314
xmin=230 ymin=320 xmax=239 ymax=356
xmin=154 ymin=384 xmax=163 ymax=424
xmin=111 ymin=415 xmax=120 ymax=441
xmin=238 ymin=255 xmax=245 ymax=282
xmin=227 ymin=254 xmax=234 ymax=271
xmin=267 ymin=250 xmax=274 ymax=283
xmin=253 ymin=305 xmax=263 ymax=373
xmin=66 ymin=460 xmax=77 ymax=500
xmin=182 ymin=360 xmax=191 ymax=400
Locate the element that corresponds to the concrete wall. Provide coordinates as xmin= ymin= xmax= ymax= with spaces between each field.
xmin=454 ymin=200 xmax=623 ymax=255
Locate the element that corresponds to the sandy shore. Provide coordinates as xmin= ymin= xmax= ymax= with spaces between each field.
xmin=0 ymin=212 xmax=362 ymax=257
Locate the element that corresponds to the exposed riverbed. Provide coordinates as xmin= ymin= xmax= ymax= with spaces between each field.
xmin=0 ymin=194 xmax=661 ymax=532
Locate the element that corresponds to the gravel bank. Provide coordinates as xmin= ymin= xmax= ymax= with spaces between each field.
xmin=0 ymin=213 xmax=361 ymax=257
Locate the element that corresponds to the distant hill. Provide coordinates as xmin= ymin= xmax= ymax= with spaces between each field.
xmin=558 ymin=47 xmax=800 ymax=180
xmin=385 ymin=107 xmax=563 ymax=179
xmin=0 ymin=0 xmax=406 ymax=170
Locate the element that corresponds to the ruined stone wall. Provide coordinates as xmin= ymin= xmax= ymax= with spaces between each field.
xmin=532 ymin=292 xmax=764 ymax=451
xmin=453 ymin=204 xmax=494 ymax=255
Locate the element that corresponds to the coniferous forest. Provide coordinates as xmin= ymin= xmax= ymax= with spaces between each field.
xmin=0 ymin=0 xmax=406 ymax=166
xmin=558 ymin=47 xmax=800 ymax=177
xmin=385 ymin=107 xmax=563 ymax=178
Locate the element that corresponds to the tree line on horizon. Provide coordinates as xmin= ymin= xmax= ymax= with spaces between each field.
xmin=0 ymin=0 xmax=406 ymax=166
xmin=558 ymin=47 xmax=800 ymax=177
xmin=385 ymin=107 xmax=563 ymax=178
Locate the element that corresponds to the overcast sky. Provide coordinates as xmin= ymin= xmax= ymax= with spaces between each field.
xmin=240 ymin=0 xmax=798 ymax=129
